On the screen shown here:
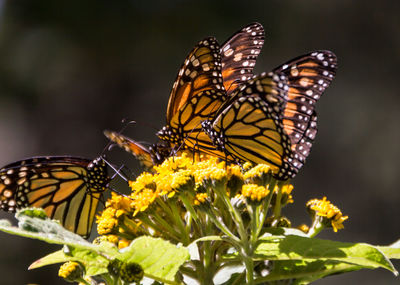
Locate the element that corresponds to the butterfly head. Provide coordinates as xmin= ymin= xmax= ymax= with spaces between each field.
xmin=156 ymin=125 xmax=182 ymax=145
xmin=87 ymin=158 xmax=109 ymax=192
xmin=149 ymin=141 xmax=172 ymax=165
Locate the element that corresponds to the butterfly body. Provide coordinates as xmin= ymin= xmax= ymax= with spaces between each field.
xmin=0 ymin=156 xmax=109 ymax=237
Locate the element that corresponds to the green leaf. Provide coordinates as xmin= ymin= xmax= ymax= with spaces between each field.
xmin=255 ymin=235 xmax=396 ymax=273
xmin=118 ymin=236 xmax=189 ymax=282
xmin=30 ymin=235 xmax=189 ymax=284
xmin=30 ymin=246 xmax=111 ymax=276
xmin=0 ymin=211 xmax=188 ymax=283
xmin=254 ymin=259 xmax=364 ymax=284
xmin=0 ymin=210 xmax=96 ymax=251
xmin=377 ymin=239 xmax=400 ymax=259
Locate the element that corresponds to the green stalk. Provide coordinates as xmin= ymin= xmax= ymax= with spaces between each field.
xmin=214 ymin=182 xmax=247 ymax=242
xmin=249 ymin=204 xmax=258 ymax=246
xmin=169 ymin=201 xmax=190 ymax=245
xmin=140 ymin=214 xmax=181 ymax=242
xmin=272 ymin=181 xmax=283 ymax=219
xmin=202 ymin=240 xmax=215 ymax=285
xmin=307 ymin=216 xmax=325 ymax=238
xmin=243 ymin=251 xmax=255 ymax=285
xmin=180 ymin=194 xmax=201 ymax=223
xmin=256 ymin=187 xmax=274 ymax=236
xmin=77 ymin=277 xmax=92 ymax=285
xmin=207 ymin=206 xmax=241 ymax=244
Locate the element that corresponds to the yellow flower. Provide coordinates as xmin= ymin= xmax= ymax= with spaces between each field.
xmin=156 ymin=169 xmax=193 ymax=196
xmin=106 ymin=192 xmax=133 ymax=215
xmin=194 ymin=193 xmax=208 ymax=205
xmin=59 ymin=261 xmax=83 ymax=282
xmin=297 ymin=224 xmax=310 ymax=234
xmin=241 ymin=184 xmax=270 ymax=201
xmin=243 ymin=164 xmax=272 ymax=185
xmin=153 ymin=152 xmax=192 ymax=174
xmin=97 ymin=207 xmax=119 ymax=235
xmin=307 ymin=197 xmax=348 ymax=232
xmin=129 ymin=172 xmax=156 ymax=192
xmin=130 ymin=187 xmax=159 ymax=216
xmin=226 ymin=164 xmax=243 ymax=179
xmin=273 ymin=183 xmax=294 ymax=205
xmin=118 ymin=238 xmax=131 ymax=249
xmin=242 ymin=162 xmax=253 ymax=171
xmin=105 ymin=235 xmax=119 ymax=245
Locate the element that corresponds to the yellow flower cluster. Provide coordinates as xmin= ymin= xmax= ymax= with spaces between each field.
xmin=306 ymin=197 xmax=348 ymax=232
xmin=194 ymin=193 xmax=209 ymax=205
xmin=97 ymin=193 xmax=134 ymax=235
xmin=127 ymin=153 xmax=248 ymax=215
xmin=243 ymin=164 xmax=271 ymax=181
xmin=58 ymin=261 xmax=83 ymax=282
xmin=97 ymin=152 xmax=294 ymax=239
xmin=242 ymin=184 xmax=270 ymax=201
xmin=279 ymin=184 xmax=294 ymax=205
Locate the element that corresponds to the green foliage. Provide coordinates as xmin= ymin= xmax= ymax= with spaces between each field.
xmin=0 ymin=209 xmax=189 ymax=284
xmin=0 ymin=209 xmax=399 ymax=284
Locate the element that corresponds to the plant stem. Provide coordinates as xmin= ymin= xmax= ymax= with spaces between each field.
xmin=273 ymin=181 xmax=283 ymax=219
xmin=243 ymin=251 xmax=255 ymax=285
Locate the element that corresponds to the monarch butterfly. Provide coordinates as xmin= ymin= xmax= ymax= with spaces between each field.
xmin=202 ymin=72 xmax=294 ymax=178
xmin=0 ymin=156 xmax=109 ymax=238
xmin=156 ymin=36 xmax=227 ymax=155
xmin=104 ymin=130 xmax=171 ymax=169
xmin=107 ymin=23 xmax=265 ymax=165
xmin=202 ymin=51 xmax=337 ymax=179
xmin=157 ymin=23 xmax=267 ymax=149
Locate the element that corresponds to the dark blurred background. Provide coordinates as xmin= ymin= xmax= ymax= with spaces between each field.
xmin=0 ymin=0 xmax=399 ymax=284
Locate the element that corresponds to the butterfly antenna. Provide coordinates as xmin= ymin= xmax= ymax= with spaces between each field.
xmin=111 ymin=164 xmax=127 ymax=180
xmin=120 ymin=164 xmax=137 ymax=181
xmin=101 ymin=157 xmax=128 ymax=182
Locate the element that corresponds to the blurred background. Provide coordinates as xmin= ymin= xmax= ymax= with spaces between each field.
xmin=0 ymin=0 xmax=399 ymax=284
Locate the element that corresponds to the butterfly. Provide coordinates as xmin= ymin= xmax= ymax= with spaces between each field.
xmin=106 ymin=23 xmax=266 ymax=165
xmin=270 ymin=51 xmax=337 ymax=174
xmin=0 ymin=156 xmax=109 ymax=238
xmin=202 ymin=51 xmax=337 ymax=179
xmin=202 ymin=72 xmax=293 ymax=178
xmin=104 ymin=130 xmax=171 ymax=169
xmin=156 ymin=36 xmax=227 ymax=154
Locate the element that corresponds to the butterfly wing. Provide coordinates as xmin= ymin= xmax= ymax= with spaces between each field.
xmin=158 ymin=37 xmax=227 ymax=153
xmin=104 ymin=130 xmax=172 ymax=168
xmin=166 ymin=37 xmax=225 ymax=123
xmin=221 ymin=22 xmax=265 ymax=95
xmin=272 ymin=51 xmax=337 ymax=172
xmin=0 ymin=156 xmax=109 ymax=238
xmin=202 ymin=73 xmax=294 ymax=179
xmin=105 ymin=130 xmax=156 ymax=168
